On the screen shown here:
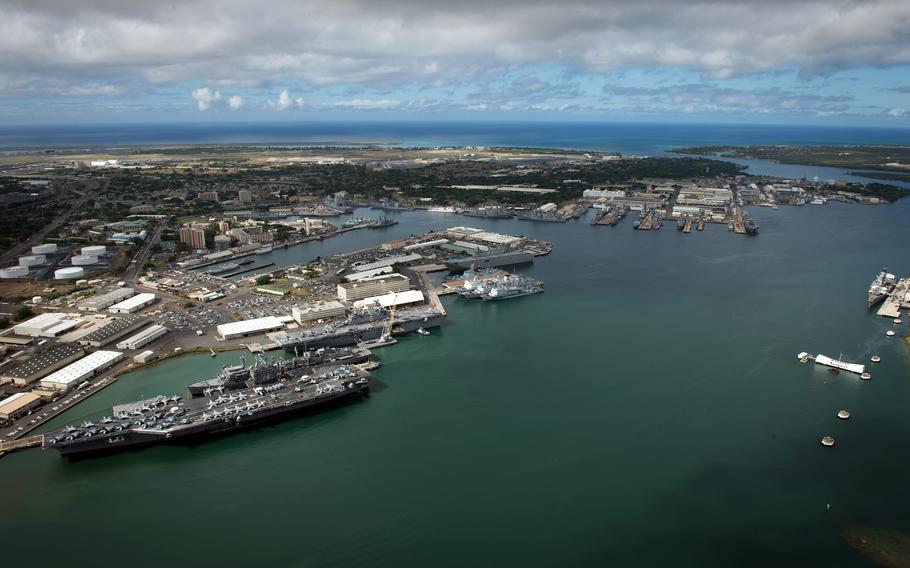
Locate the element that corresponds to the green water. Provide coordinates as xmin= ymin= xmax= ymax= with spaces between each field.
xmin=3 ymin=203 xmax=910 ymax=567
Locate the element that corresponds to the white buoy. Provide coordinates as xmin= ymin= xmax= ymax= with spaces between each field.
xmin=837 ymin=410 xmax=850 ymax=420
xmin=861 ymin=372 xmax=871 ymax=380
xmin=821 ymin=436 xmax=835 ymax=447
xmin=871 ymin=355 xmax=881 ymax=363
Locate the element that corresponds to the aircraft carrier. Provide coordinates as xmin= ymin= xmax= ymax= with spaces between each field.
xmin=444 ymin=249 xmax=534 ymax=271
xmin=42 ymin=356 xmax=372 ymax=458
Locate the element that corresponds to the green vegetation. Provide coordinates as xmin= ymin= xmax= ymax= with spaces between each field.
xmin=14 ymin=305 xmax=34 ymax=321
xmin=671 ymin=144 xmax=910 ymax=172
xmin=255 ymin=274 xmax=273 ymax=285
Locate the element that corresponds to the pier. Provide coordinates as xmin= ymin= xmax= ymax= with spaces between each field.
xmin=0 ymin=435 xmax=42 ymax=457
xmin=223 ymin=262 xmax=275 ymax=278
xmin=877 ymin=278 xmax=909 ymax=318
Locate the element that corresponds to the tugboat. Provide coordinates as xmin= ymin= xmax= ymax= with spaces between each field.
xmin=744 ymin=217 xmax=760 ymax=235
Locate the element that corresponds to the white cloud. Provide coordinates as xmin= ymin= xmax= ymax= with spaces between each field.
xmin=227 ymin=95 xmax=243 ymax=110
xmin=191 ymin=87 xmax=221 ymax=110
xmin=326 ymin=98 xmax=400 ymax=110
xmin=2 ymin=0 xmax=909 ymax=92
xmin=887 ymin=107 xmax=907 ymax=118
xmin=269 ymin=89 xmax=304 ymax=111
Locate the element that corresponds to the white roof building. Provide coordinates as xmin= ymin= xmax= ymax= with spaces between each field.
xmin=467 ymin=231 xmax=521 ymax=245
xmin=39 ymin=350 xmax=123 ymax=391
xmin=13 ymin=313 xmax=80 ymax=338
xmin=346 ymin=266 xmax=394 ymax=282
xmin=116 ymin=324 xmax=168 ymax=350
xmin=352 ymin=254 xmax=423 ymax=273
xmin=108 ymin=293 xmax=156 ymax=314
xmin=352 ymin=289 xmax=425 ymax=309
xmin=216 ymin=316 xmax=286 ymax=340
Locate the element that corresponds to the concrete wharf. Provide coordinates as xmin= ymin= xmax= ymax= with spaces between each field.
xmin=878 ymin=278 xmax=909 ymax=318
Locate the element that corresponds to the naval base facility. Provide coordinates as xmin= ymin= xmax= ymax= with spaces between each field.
xmin=0 ymin=225 xmax=551 ymax=458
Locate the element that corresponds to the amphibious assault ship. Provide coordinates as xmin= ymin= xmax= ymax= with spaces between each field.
xmin=43 ymin=356 xmax=372 ymax=458
xmin=276 ymin=305 xmax=444 ymax=350
xmin=186 ymin=346 xmax=372 ymax=396
xmin=868 ymin=268 xmax=897 ymax=308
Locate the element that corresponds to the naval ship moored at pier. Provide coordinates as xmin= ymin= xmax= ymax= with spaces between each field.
xmin=42 ymin=355 xmax=372 ymax=458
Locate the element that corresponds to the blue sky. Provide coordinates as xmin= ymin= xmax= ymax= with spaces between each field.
xmin=2 ymin=0 xmax=910 ymax=126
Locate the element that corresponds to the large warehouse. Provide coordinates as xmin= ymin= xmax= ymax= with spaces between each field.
xmin=39 ymin=350 xmax=123 ymax=391
xmin=216 ymin=316 xmax=286 ymax=340
xmin=115 ymin=324 xmax=167 ymax=350
xmin=77 ymin=315 xmax=146 ymax=347
xmin=12 ymin=313 xmax=80 ymax=338
xmin=0 ymin=344 xmax=85 ymax=386
xmin=0 ymin=392 xmax=43 ymax=420
xmin=108 ymin=292 xmax=156 ymax=314
xmin=77 ymin=287 xmax=135 ymax=311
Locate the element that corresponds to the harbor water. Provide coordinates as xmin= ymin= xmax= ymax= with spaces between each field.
xmin=2 ymin=201 xmax=910 ymax=567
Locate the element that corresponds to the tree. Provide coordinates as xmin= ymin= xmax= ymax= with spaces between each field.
xmin=255 ymin=274 xmax=272 ymax=285
xmin=14 ymin=305 xmax=34 ymax=321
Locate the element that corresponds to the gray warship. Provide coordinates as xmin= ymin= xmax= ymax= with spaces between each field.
xmin=187 ymin=346 xmax=372 ymax=396
xmin=275 ymin=305 xmax=444 ymax=350
xmin=444 ymin=249 xmax=534 ymax=271
xmin=42 ymin=355 xmax=372 ymax=458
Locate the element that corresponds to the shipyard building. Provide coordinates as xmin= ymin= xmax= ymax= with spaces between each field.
xmin=108 ymin=292 xmax=156 ymax=314
xmin=77 ymin=287 xmax=135 ymax=311
xmin=0 ymin=392 xmax=43 ymax=420
xmin=13 ymin=313 xmax=81 ymax=338
xmin=115 ymin=324 xmax=168 ymax=350
xmin=39 ymin=350 xmax=123 ymax=391
xmin=337 ymin=273 xmax=410 ymax=302
xmin=78 ymin=315 xmax=147 ymax=347
xmin=216 ymin=316 xmax=286 ymax=340
xmin=292 ymin=300 xmax=347 ymax=324
xmin=0 ymin=344 xmax=86 ymax=386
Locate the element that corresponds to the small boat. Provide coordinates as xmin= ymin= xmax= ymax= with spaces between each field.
xmin=821 ymin=436 xmax=835 ymax=447
xmin=861 ymin=372 xmax=871 ymax=380
xmin=886 ymin=330 xmax=896 ymax=337
xmin=894 ymin=319 xmax=903 ymax=324
xmin=837 ymin=410 xmax=851 ymax=420
xmin=416 ymin=328 xmax=430 ymax=336
xmin=871 ymin=355 xmax=881 ymax=363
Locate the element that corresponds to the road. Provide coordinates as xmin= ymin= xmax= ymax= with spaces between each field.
xmin=0 ymin=181 xmax=94 ymax=264
xmin=123 ymin=223 xmax=163 ymax=284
